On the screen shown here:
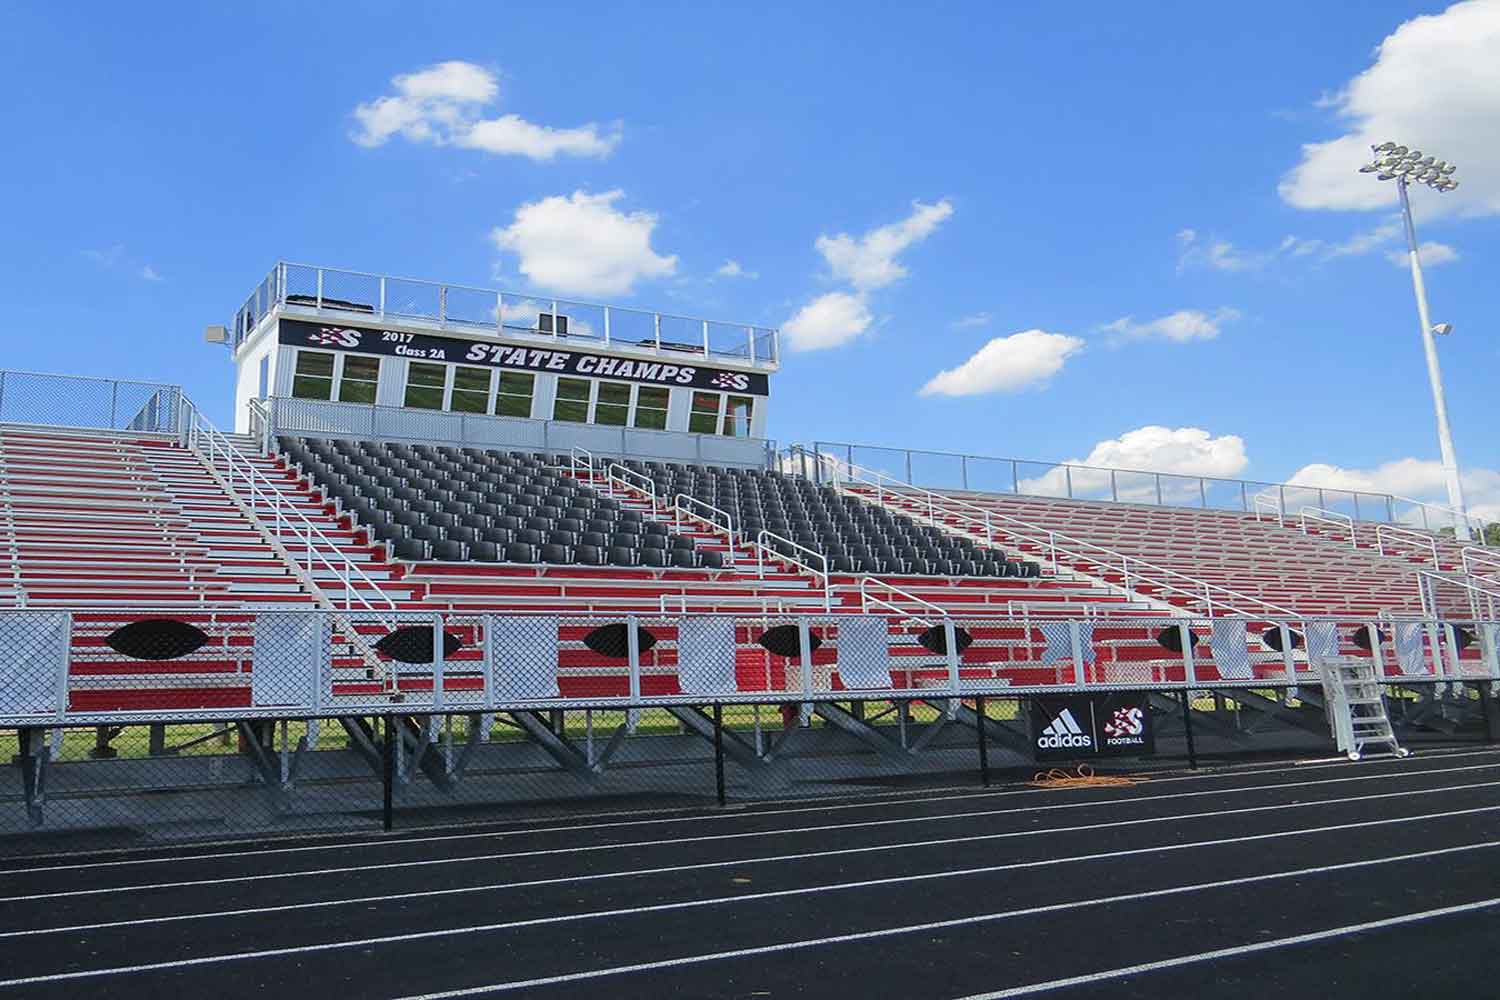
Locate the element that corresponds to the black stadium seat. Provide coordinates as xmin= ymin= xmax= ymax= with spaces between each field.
xmin=281 ymin=436 xmax=1013 ymax=577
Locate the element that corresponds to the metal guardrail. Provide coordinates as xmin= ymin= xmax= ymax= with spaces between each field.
xmin=801 ymin=440 xmax=1496 ymax=543
xmin=232 ymin=261 xmax=780 ymax=367
xmin=1300 ymin=507 xmax=1356 ymax=548
xmin=1462 ymin=547 xmax=1500 ymax=581
xmin=751 ymin=530 xmax=832 ymax=611
xmin=857 ymin=576 xmax=946 ymax=625
xmin=1378 ymin=524 xmax=1441 ymax=569
xmin=672 ymin=493 xmax=738 ymax=564
xmin=267 ymin=396 xmax=775 ymax=469
xmin=807 ymin=449 xmax=1300 ymax=621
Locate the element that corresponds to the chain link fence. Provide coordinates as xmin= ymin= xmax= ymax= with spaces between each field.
xmin=3 ymin=609 xmax=1498 ymax=857
xmin=0 ymin=371 xmax=181 ymax=434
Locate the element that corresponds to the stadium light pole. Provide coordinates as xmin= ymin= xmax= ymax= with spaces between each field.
xmin=1358 ymin=142 xmax=1470 ymax=540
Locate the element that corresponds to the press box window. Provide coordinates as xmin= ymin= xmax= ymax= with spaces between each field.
xmin=553 ymin=377 xmax=591 ymax=423
xmin=338 ymin=356 xmax=380 ymax=404
xmin=722 ymin=396 xmax=754 ymax=437
xmin=594 ymin=381 xmax=631 ymax=426
xmin=494 ymin=371 xmax=534 ymax=418
xmin=291 ymin=351 xmax=335 ymax=400
xmin=449 ymin=365 xmax=491 ymax=414
xmin=633 ymin=386 xmax=669 ymax=430
xmin=404 ymin=362 xmax=446 ymax=410
xmin=688 ymin=391 xmax=723 ymax=435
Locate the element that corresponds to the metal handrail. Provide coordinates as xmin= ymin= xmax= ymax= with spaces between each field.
xmin=606 ymin=463 xmax=658 ymax=507
xmin=1252 ymin=494 xmax=1284 ymax=527
xmin=183 ymin=400 xmax=396 ymax=616
xmin=857 ymin=576 xmax=945 ymax=625
xmin=672 ymin=493 xmax=738 ymax=565
xmin=1299 ymin=507 xmax=1356 ymax=548
xmin=567 ymin=445 xmax=595 ymax=482
xmin=1417 ymin=570 xmax=1500 ymax=621
xmin=1377 ymin=524 xmax=1440 ymax=569
xmin=1461 ymin=547 xmax=1500 ymax=580
xmin=238 ymin=261 xmax=780 ymax=366
xmin=751 ymin=529 xmax=831 ymax=611
xmin=0 ymin=436 xmax=26 ymax=608
xmin=807 ymin=449 xmax=1298 ymax=620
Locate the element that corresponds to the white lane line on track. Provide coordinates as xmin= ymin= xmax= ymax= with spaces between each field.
xmin=395 ymin=843 xmax=1500 ymax=999
xmin=3 ymin=813 xmax=1498 ymax=989
xmin=951 ymin=897 xmax=1500 ymax=998
xmin=6 ymin=745 xmax=1494 ymax=877
xmin=3 ymin=777 xmax=1497 ymax=916
xmin=7 ymin=764 xmax=1499 ymax=903
xmin=6 ymin=797 xmax=1497 ymax=944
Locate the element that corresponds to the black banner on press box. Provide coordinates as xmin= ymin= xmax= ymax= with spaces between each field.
xmin=1029 ymin=692 xmax=1155 ymax=760
xmin=278 ymin=318 xmax=770 ymax=396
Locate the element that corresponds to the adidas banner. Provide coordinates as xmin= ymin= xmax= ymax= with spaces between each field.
xmin=1029 ymin=693 xmax=1155 ymax=760
xmin=279 ymin=319 xmax=770 ymax=396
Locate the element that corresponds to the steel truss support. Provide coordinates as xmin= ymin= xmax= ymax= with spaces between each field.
xmin=1147 ymin=692 xmax=1255 ymax=745
xmin=945 ymin=700 xmax=1031 ymax=755
xmin=507 ymin=710 xmax=628 ymax=778
xmin=235 ymin=720 xmax=308 ymax=801
xmin=1219 ymin=689 xmax=1330 ymax=735
xmin=15 ymin=728 xmax=49 ymax=827
xmin=664 ymin=706 xmax=771 ymax=770
xmin=813 ymin=702 xmax=917 ymax=761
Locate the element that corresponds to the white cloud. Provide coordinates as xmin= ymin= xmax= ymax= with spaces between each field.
xmin=1176 ymin=230 xmax=1277 ymax=273
xmin=82 ymin=245 xmax=161 ymax=282
xmin=716 ymin=259 xmax=758 ymax=279
xmin=1100 ymin=307 xmax=1241 ymax=344
xmin=352 ymin=60 xmax=619 ymax=161
xmin=1287 ymin=458 xmax=1500 ymax=523
xmin=1181 ymin=217 xmax=1443 ymax=272
xmin=918 ymin=330 xmax=1083 ymax=397
xmin=782 ymin=291 xmax=873 ymax=352
xmin=1386 ymin=241 xmax=1459 ymax=267
xmin=1279 ymin=1 xmax=1500 ymax=217
xmin=815 ymin=199 xmax=954 ymax=290
xmin=1324 ymin=220 xmax=1403 ymax=257
xmin=953 ymin=311 xmax=993 ymax=329
xmin=490 ymin=189 xmax=677 ymax=297
xmin=1019 ymin=426 xmax=1250 ymax=501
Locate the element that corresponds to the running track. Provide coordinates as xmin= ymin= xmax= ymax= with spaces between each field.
xmin=3 ymin=747 xmax=1500 ymax=998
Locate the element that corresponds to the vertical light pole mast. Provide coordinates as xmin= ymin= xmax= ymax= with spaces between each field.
xmin=1359 ymin=143 xmax=1470 ymax=540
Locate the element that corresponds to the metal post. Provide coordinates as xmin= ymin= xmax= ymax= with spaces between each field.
xmin=1155 ymin=474 xmax=1164 ymax=506
xmin=1397 ymin=177 xmax=1468 ymax=539
xmin=1064 ymin=466 xmax=1073 ymax=499
xmin=382 ymin=714 xmax=395 ymax=831
xmin=1111 ymin=470 xmax=1119 ymax=503
xmin=975 ymin=695 xmax=990 ymax=787
xmin=1178 ymin=689 xmax=1198 ymax=770
xmin=961 ymin=455 xmax=968 ymax=490
xmin=626 ymin=615 xmax=642 ymax=704
xmin=713 ymin=702 xmax=727 ymax=805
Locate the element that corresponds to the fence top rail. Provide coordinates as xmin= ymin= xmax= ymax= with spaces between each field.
xmin=0 ymin=369 xmax=184 ymax=392
xmin=803 ymin=440 xmax=1468 ymax=527
xmin=235 ymin=261 xmax=780 ymax=360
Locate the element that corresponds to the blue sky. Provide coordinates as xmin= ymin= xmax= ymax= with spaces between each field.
xmin=2 ymin=1 xmax=1497 ymax=513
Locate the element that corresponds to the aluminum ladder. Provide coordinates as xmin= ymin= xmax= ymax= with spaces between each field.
xmin=1318 ymin=655 xmax=1409 ymax=761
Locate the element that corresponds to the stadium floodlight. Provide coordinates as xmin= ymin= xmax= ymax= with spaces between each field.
xmin=1356 ymin=143 xmax=1470 ymax=538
